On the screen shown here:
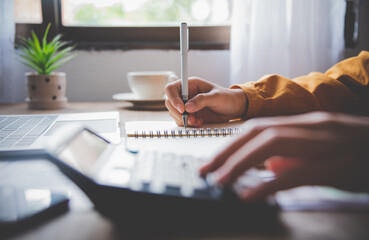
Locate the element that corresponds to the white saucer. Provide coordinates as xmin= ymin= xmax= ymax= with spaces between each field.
xmin=112 ymin=92 xmax=166 ymax=110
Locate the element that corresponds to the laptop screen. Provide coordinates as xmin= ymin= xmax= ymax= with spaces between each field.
xmin=57 ymin=130 xmax=109 ymax=176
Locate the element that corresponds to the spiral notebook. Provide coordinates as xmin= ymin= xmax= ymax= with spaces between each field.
xmin=125 ymin=121 xmax=245 ymax=138
xmin=125 ymin=121 xmax=246 ymax=156
xmin=125 ymin=121 xmax=244 ymax=138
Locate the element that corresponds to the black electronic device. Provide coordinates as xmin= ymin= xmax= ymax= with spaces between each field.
xmin=0 ymin=185 xmax=69 ymax=237
xmin=0 ymin=125 xmax=279 ymax=235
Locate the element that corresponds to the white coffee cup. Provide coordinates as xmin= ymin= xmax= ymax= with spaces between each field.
xmin=127 ymin=71 xmax=178 ymax=99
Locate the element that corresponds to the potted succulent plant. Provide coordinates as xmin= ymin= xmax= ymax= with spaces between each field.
xmin=16 ymin=23 xmax=76 ymax=109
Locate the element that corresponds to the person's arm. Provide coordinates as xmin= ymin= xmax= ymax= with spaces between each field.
xmin=233 ymin=51 xmax=369 ymax=119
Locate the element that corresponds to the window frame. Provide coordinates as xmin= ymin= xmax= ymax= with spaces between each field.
xmin=15 ymin=0 xmax=231 ymax=50
xmin=15 ymin=0 xmax=359 ymax=50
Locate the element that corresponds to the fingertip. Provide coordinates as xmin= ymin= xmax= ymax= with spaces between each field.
xmin=199 ymin=166 xmax=208 ymax=177
xmin=195 ymin=118 xmax=203 ymax=126
xmin=175 ymin=119 xmax=184 ymax=127
xmin=188 ymin=115 xmax=196 ymax=126
xmin=266 ymin=157 xmax=304 ymax=176
xmin=239 ymin=189 xmax=263 ymax=202
xmin=173 ymin=97 xmax=185 ymax=113
xmin=215 ymin=168 xmax=236 ymax=186
xmin=199 ymin=154 xmax=224 ymax=177
xmin=188 ymin=116 xmax=202 ymax=127
xmin=177 ymin=104 xmax=184 ymax=113
xmin=217 ymin=174 xmax=228 ymax=186
xmin=185 ymin=101 xmax=197 ymax=112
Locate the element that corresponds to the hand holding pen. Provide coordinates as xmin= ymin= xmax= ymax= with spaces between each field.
xmin=164 ymin=23 xmax=247 ymax=128
xmin=164 ymin=77 xmax=247 ymax=127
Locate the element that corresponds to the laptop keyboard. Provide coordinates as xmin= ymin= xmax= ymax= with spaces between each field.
xmin=130 ymin=151 xmax=261 ymax=199
xmin=0 ymin=115 xmax=58 ymax=148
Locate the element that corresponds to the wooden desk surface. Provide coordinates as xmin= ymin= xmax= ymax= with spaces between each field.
xmin=1 ymin=102 xmax=369 ymax=240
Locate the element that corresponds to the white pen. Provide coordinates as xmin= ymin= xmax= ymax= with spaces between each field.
xmin=180 ymin=22 xmax=189 ymax=128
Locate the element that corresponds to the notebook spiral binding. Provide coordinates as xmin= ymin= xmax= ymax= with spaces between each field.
xmin=133 ymin=127 xmax=241 ymax=138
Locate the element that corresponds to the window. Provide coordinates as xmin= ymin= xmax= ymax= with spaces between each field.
xmin=14 ymin=0 xmax=42 ymax=23
xmin=15 ymin=0 xmax=232 ymax=50
xmin=15 ymin=0 xmax=358 ymax=50
xmin=62 ymin=0 xmax=231 ymax=26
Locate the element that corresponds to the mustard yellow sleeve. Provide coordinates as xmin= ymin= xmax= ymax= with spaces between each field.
xmin=231 ymin=51 xmax=369 ymax=119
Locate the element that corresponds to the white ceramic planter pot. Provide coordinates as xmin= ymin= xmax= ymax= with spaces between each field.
xmin=25 ymin=72 xmax=67 ymax=110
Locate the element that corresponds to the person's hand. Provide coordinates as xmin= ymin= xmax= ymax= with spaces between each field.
xmin=200 ymin=112 xmax=369 ymax=201
xmin=164 ymin=77 xmax=247 ymax=127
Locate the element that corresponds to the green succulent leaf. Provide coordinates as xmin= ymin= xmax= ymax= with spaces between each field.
xmin=16 ymin=52 xmax=39 ymax=66
xmin=31 ymin=31 xmax=42 ymax=56
xmin=46 ymin=46 xmax=75 ymax=68
xmin=46 ymin=54 xmax=76 ymax=74
xmin=42 ymin=23 xmax=51 ymax=52
xmin=15 ymin=23 xmax=76 ymax=74
xmin=17 ymin=57 xmax=43 ymax=74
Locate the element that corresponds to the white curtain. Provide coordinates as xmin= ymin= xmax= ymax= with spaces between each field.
xmin=0 ymin=0 xmax=16 ymax=102
xmin=230 ymin=0 xmax=346 ymax=84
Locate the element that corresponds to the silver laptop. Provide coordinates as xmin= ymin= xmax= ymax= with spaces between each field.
xmin=0 ymin=112 xmax=121 ymax=150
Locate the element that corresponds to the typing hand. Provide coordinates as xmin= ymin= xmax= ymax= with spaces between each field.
xmin=164 ymin=77 xmax=247 ymax=127
xmin=200 ymin=112 xmax=369 ymax=201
